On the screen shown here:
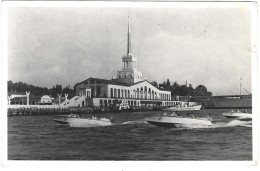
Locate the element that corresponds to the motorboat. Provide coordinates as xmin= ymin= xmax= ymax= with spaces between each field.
xmin=222 ymin=110 xmax=252 ymax=121
xmin=53 ymin=114 xmax=112 ymax=127
xmin=163 ymin=104 xmax=202 ymax=111
xmin=145 ymin=112 xmax=212 ymax=128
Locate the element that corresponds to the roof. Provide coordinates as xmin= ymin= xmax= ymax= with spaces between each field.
xmin=131 ymin=80 xmax=146 ymax=85
xmin=41 ymin=95 xmax=52 ymax=99
xmin=74 ymin=77 xmax=130 ymax=87
xmin=74 ymin=77 xmax=171 ymax=92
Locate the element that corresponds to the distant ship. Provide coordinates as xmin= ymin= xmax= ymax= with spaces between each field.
xmin=191 ymin=77 xmax=252 ymax=109
xmin=191 ymin=95 xmax=252 ymax=109
xmin=210 ymin=95 xmax=252 ymax=108
xmin=163 ymin=104 xmax=202 ymax=111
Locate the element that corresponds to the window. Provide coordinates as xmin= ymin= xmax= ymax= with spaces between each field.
xmin=110 ymin=88 xmax=113 ymax=98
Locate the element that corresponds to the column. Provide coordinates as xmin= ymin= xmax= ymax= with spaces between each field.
xmin=94 ymin=86 xmax=97 ymax=97
xmin=65 ymin=94 xmax=68 ymax=106
xmin=8 ymin=96 xmax=11 ymax=105
xmin=26 ymin=91 xmax=30 ymax=105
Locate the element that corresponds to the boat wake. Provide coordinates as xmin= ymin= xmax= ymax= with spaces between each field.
xmin=68 ymin=120 xmax=145 ymax=128
xmin=121 ymin=119 xmax=252 ymax=129
xmin=211 ymin=120 xmax=252 ymax=128
xmin=167 ymin=120 xmax=252 ymax=129
xmin=66 ymin=119 xmax=252 ymax=129
xmin=69 ymin=123 xmax=112 ymax=128
xmin=121 ymin=120 xmax=146 ymax=125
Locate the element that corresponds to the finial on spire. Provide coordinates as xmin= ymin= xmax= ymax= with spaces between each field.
xmin=128 ymin=13 xmax=130 ymax=33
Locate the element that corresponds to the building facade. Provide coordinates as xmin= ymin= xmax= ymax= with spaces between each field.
xmin=74 ymin=77 xmax=175 ymax=107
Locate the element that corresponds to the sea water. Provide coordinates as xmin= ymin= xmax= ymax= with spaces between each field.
xmin=8 ymin=109 xmax=252 ymax=160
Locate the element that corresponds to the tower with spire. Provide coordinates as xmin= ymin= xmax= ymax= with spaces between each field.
xmin=113 ymin=14 xmax=144 ymax=84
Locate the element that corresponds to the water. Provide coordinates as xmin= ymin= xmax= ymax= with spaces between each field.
xmin=8 ymin=109 xmax=252 ymax=160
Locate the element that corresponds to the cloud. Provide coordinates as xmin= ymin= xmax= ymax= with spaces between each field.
xmin=7 ymin=6 xmax=253 ymax=95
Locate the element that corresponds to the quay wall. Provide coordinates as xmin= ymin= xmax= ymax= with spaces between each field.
xmin=7 ymin=105 xmax=165 ymax=116
xmin=8 ymin=105 xmax=63 ymax=109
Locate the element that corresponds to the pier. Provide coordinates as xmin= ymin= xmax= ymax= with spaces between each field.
xmin=7 ymin=105 xmax=165 ymax=117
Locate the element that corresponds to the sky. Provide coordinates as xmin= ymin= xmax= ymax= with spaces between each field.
xmin=7 ymin=3 xmax=255 ymax=95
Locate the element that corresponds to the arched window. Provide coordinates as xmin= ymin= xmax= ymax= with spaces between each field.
xmin=118 ymin=89 xmax=120 ymax=98
xmin=114 ymin=88 xmax=117 ymax=97
xmin=110 ymin=88 xmax=113 ymax=98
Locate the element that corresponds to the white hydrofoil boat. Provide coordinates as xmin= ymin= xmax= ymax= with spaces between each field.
xmin=222 ymin=110 xmax=252 ymax=121
xmin=145 ymin=112 xmax=212 ymax=128
xmin=53 ymin=114 xmax=112 ymax=127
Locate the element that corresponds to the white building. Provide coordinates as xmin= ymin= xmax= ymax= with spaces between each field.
xmin=40 ymin=95 xmax=53 ymax=104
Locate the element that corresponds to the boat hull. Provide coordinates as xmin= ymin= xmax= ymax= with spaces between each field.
xmin=146 ymin=120 xmax=181 ymax=128
xmin=53 ymin=119 xmax=69 ymax=125
xmin=163 ymin=105 xmax=202 ymax=111
xmin=145 ymin=115 xmax=212 ymax=128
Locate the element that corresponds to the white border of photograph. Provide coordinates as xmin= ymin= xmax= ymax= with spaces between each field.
xmin=1 ymin=1 xmax=259 ymax=170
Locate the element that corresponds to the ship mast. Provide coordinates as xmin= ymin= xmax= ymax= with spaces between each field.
xmin=240 ymin=76 xmax=242 ymax=95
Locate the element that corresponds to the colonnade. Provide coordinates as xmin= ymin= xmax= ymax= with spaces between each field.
xmin=109 ymin=87 xmax=171 ymax=100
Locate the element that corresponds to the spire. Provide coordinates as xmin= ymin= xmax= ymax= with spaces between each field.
xmin=127 ymin=13 xmax=131 ymax=55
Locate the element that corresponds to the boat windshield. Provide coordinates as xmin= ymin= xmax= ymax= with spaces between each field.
xmin=163 ymin=111 xmax=179 ymax=116
xmin=170 ymin=112 xmax=179 ymax=116
xmin=68 ymin=114 xmax=80 ymax=118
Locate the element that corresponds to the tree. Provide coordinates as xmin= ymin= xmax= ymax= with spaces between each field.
xmin=194 ymin=85 xmax=208 ymax=96
xmin=170 ymin=81 xmax=180 ymax=96
xmin=8 ymin=80 xmax=13 ymax=92
xmin=188 ymin=84 xmax=194 ymax=96
xmin=179 ymin=85 xmax=188 ymax=96
xmin=151 ymin=81 xmax=158 ymax=87
xmin=166 ymin=79 xmax=171 ymax=87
